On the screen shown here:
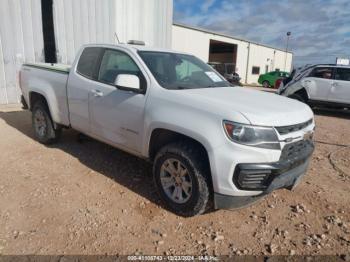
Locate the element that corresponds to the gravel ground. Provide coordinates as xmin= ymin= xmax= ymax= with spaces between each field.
xmin=0 ymin=105 xmax=349 ymax=256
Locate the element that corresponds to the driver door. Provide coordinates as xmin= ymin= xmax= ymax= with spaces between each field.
xmin=303 ymin=67 xmax=334 ymax=101
xmin=89 ymin=48 xmax=148 ymax=153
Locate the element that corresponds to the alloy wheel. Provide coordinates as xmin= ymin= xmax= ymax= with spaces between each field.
xmin=34 ymin=109 xmax=47 ymax=137
xmin=159 ymin=158 xmax=193 ymax=204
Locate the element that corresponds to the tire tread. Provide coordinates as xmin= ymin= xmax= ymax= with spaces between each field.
xmin=32 ymin=101 xmax=61 ymax=144
xmin=153 ymin=141 xmax=211 ymax=217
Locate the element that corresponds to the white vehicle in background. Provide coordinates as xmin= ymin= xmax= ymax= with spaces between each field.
xmin=20 ymin=43 xmax=315 ymax=217
xmin=278 ymin=64 xmax=350 ymax=108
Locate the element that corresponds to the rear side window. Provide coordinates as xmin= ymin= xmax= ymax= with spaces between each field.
xmin=309 ymin=67 xmax=333 ymax=79
xmin=77 ymin=47 xmax=102 ymax=78
xmin=335 ymin=68 xmax=350 ymax=81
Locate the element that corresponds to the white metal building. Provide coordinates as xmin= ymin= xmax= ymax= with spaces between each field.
xmin=0 ymin=0 xmax=172 ymax=105
xmin=172 ymin=23 xmax=293 ymax=84
xmin=0 ymin=0 xmax=293 ymax=105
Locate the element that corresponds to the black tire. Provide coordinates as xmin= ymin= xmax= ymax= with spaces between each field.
xmin=288 ymin=93 xmax=306 ymax=104
xmin=262 ymin=80 xmax=270 ymax=88
xmin=32 ymin=101 xmax=61 ymax=144
xmin=153 ymin=142 xmax=211 ymax=217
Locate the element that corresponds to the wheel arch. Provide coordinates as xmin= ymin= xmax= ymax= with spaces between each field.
xmin=150 ymin=128 xmax=213 ymax=216
xmin=148 ymin=128 xmax=213 ymax=186
xmin=29 ymin=91 xmax=58 ymax=128
xmin=290 ymin=87 xmax=310 ymax=102
xmin=29 ymin=91 xmax=48 ymax=110
xmin=148 ymin=128 xmax=210 ymax=163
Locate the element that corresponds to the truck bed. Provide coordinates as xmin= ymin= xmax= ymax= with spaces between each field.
xmin=20 ymin=63 xmax=71 ymax=126
xmin=23 ymin=63 xmax=71 ymax=74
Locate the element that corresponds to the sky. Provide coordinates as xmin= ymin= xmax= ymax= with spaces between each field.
xmin=173 ymin=0 xmax=350 ymax=67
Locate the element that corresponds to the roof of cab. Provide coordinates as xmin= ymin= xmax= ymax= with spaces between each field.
xmin=81 ymin=43 xmax=192 ymax=55
xmin=313 ymin=64 xmax=350 ymax=68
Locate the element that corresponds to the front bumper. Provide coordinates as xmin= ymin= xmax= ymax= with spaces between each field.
xmin=214 ymin=140 xmax=314 ymax=209
xmin=233 ymin=140 xmax=314 ymax=191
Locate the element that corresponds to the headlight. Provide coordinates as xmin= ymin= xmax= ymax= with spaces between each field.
xmin=223 ymin=121 xmax=280 ymax=150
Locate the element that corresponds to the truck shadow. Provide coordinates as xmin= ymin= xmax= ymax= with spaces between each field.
xmin=0 ymin=110 xmax=165 ymax=212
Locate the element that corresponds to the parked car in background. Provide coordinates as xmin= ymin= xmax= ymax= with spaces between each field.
xmin=20 ymin=43 xmax=315 ymax=217
xmin=208 ymin=62 xmax=243 ymax=86
xmin=274 ymin=78 xmax=283 ymax=89
xmin=278 ymin=64 xmax=350 ymax=108
xmin=258 ymin=70 xmax=290 ymax=88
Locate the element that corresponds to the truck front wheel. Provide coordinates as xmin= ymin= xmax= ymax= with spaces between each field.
xmin=153 ymin=142 xmax=211 ymax=217
xmin=32 ymin=101 xmax=61 ymax=144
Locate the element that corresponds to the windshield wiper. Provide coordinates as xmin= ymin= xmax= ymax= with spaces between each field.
xmin=173 ymin=86 xmax=196 ymax=90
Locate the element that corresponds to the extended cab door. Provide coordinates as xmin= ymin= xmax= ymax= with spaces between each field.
xmin=303 ymin=67 xmax=334 ymax=101
xmin=88 ymin=48 xmax=148 ymax=153
xmin=329 ymin=67 xmax=350 ymax=104
xmin=68 ymin=47 xmax=104 ymax=133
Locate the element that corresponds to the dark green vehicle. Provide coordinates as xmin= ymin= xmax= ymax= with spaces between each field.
xmin=258 ymin=70 xmax=290 ymax=88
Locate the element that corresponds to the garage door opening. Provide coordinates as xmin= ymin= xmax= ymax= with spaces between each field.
xmin=209 ymin=40 xmax=237 ymax=74
xmin=41 ymin=0 xmax=57 ymax=63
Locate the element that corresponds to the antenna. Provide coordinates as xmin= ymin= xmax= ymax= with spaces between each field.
xmin=114 ymin=32 xmax=120 ymax=44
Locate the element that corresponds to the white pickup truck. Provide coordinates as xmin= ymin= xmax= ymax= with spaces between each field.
xmin=20 ymin=43 xmax=315 ymax=217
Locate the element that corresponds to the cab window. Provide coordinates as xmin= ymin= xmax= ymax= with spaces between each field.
xmin=77 ymin=47 xmax=103 ymax=79
xmin=138 ymin=51 xmax=230 ymax=89
xmin=335 ymin=68 xmax=350 ymax=81
xmin=310 ymin=67 xmax=334 ymax=79
xmin=97 ymin=49 xmax=146 ymax=91
xmin=98 ymin=49 xmax=141 ymax=84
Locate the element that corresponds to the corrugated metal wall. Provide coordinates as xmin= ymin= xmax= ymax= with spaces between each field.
xmin=0 ymin=0 xmax=173 ymax=104
xmin=0 ymin=0 xmax=44 ymax=104
xmin=53 ymin=0 xmax=172 ymax=64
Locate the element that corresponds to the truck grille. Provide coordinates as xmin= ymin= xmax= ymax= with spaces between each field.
xmin=275 ymin=119 xmax=313 ymax=135
xmin=280 ymin=139 xmax=313 ymax=161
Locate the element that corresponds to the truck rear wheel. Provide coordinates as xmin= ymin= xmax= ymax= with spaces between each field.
xmin=153 ymin=142 xmax=211 ymax=217
xmin=32 ymin=101 xmax=61 ymax=144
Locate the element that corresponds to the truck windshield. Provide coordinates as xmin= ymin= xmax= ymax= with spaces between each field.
xmin=138 ymin=51 xmax=231 ymax=90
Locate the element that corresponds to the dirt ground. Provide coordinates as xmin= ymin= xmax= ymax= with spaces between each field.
xmin=0 ymin=104 xmax=349 ymax=257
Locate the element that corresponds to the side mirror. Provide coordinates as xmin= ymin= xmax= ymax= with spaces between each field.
xmin=114 ymin=74 xmax=140 ymax=92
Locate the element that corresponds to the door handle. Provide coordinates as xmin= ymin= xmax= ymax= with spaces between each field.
xmin=91 ymin=89 xmax=103 ymax=97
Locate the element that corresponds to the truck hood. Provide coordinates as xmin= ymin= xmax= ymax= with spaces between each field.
xmin=180 ymin=86 xmax=313 ymax=126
